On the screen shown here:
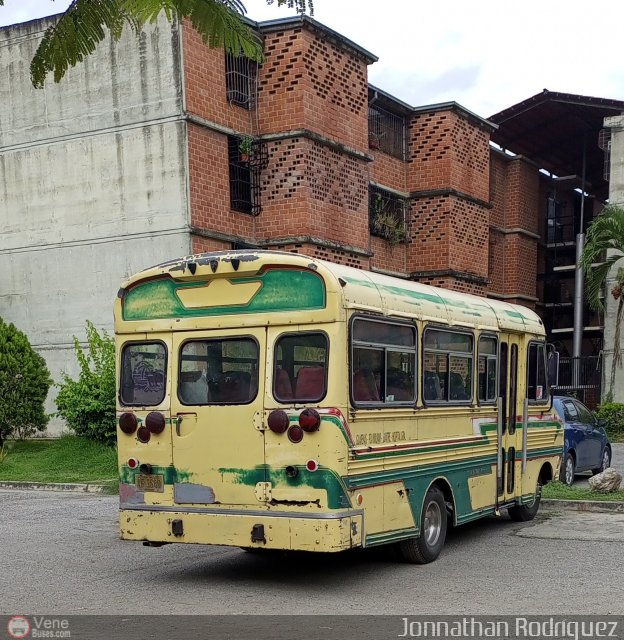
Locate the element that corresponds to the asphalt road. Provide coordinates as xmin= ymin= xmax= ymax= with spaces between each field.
xmin=2 ymin=490 xmax=624 ymax=616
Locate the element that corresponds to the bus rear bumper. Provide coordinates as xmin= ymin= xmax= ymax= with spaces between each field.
xmin=119 ymin=508 xmax=363 ymax=552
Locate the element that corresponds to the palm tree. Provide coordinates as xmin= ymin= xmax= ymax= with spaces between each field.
xmin=0 ymin=0 xmax=313 ymax=88
xmin=580 ymin=204 xmax=624 ymax=397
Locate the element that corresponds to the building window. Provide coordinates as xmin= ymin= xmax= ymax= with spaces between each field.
xmin=368 ymin=104 xmax=406 ymax=160
xmin=369 ymin=185 xmax=408 ymax=243
xmin=225 ymin=53 xmax=258 ymax=109
xmin=228 ymin=136 xmax=253 ymax=214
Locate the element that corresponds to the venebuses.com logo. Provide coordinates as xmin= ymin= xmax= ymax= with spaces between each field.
xmin=7 ymin=616 xmax=30 ymax=639
xmin=6 ymin=615 xmax=71 ymax=639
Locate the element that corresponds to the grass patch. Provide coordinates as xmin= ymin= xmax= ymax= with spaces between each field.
xmin=0 ymin=435 xmax=118 ymax=485
xmin=543 ymin=480 xmax=624 ymax=502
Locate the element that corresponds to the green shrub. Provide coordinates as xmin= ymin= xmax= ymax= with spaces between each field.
xmin=0 ymin=318 xmax=52 ymax=444
xmin=55 ymin=321 xmax=116 ymax=446
xmin=595 ymin=402 xmax=624 ymax=440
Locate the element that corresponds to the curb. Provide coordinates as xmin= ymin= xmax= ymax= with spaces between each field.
xmin=0 ymin=481 xmax=107 ymax=494
xmin=542 ymin=498 xmax=624 ymax=513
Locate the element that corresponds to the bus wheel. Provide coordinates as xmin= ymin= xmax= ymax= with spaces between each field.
xmin=397 ymin=485 xmax=447 ymax=564
xmin=508 ymin=482 xmax=541 ymax=522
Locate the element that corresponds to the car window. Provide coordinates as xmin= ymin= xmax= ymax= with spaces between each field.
xmin=562 ymin=399 xmax=579 ymax=422
xmin=573 ymin=400 xmax=594 ymax=424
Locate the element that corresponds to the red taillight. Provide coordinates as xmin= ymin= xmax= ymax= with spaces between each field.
xmin=299 ymin=408 xmax=321 ymax=432
xmin=127 ymin=458 xmax=139 ymax=469
xmin=145 ymin=411 xmax=166 ymax=434
xmin=267 ymin=409 xmax=289 ymax=434
xmin=119 ymin=412 xmax=138 ymax=434
xmin=137 ymin=426 xmax=151 ymax=443
xmin=287 ymin=425 xmax=304 ymax=443
xmin=306 ymin=459 xmax=318 ymax=472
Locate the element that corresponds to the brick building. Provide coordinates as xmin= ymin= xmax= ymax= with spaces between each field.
xmin=1 ymin=13 xmax=620 ymax=429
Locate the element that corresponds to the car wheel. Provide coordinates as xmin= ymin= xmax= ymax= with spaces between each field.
xmin=560 ymin=452 xmax=575 ymax=486
xmin=592 ymin=447 xmax=611 ymax=476
xmin=397 ymin=486 xmax=447 ymax=564
xmin=508 ymin=482 xmax=542 ymax=522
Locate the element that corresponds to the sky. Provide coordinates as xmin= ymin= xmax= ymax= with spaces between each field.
xmin=1 ymin=0 xmax=623 ymax=118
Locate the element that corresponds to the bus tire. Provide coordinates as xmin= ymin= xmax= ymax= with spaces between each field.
xmin=397 ymin=486 xmax=447 ymax=564
xmin=508 ymin=482 xmax=541 ymax=522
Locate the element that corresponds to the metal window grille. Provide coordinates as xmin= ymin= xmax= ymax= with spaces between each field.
xmin=369 ymin=185 xmax=407 ymax=242
xmin=225 ymin=53 xmax=258 ymax=109
xmin=598 ymin=129 xmax=611 ymax=182
xmin=557 ymin=356 xmax=602 ymax=390
xmin=228 ymin=136 xmax=253 ymax=214
xmin=368 ymin=104 xmax=406 ymax=160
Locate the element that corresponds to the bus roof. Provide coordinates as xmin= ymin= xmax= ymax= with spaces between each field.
xmin=115 ymin=250 xmax=545 ymax=335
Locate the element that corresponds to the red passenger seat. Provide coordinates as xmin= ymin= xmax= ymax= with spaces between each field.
xmin=275 ymin=367 xmax=293 ymax=400
xmin=353 ymin=370 xmax=379 ymax=402
xmin=295 ymin=367 xmax=325 ymax=399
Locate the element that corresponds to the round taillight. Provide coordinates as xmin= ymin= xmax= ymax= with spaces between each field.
xmin=127 ymin=458 xmax=139 ymax=469
xmin=145 ymin=411 xmax=166 ymax=434
xmin=119 ymin=412 xmax=138 ymax=434
xmin=287 ymin=425 xmax=304 ymax=443
xmin=306 ymin=459 xmax=319 ymax=472
xmin=267 ymin=409 xmax=289 ymax=434
xmin=299 ymin=408 xmax=321 ymax=432
xmin=137 ymin=426 xmax=151 ymax=443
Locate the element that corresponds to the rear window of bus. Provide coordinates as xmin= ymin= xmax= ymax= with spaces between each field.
xmin=178 ymin=338 xmax=259 ymax=405
xmin=273 ymin=332 xmax=328 ymax=403
xmin=120 ymin=342 xmax=167 ymax=406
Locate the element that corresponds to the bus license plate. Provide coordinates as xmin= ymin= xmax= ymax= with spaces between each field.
xmin=136 ymin=474 xmax=164 ymax=493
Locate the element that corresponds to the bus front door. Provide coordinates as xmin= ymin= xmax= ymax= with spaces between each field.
xmin=497 ymin=337 xmax=521 ymax=505
xmin=170 ymin=328 xmax=267 ymax=506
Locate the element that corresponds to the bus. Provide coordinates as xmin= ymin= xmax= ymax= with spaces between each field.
xmin=114 ymin=250 xmax=562 ymax=563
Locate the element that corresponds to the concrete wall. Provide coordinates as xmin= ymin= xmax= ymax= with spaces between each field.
xmin=604 ymin=115 xmax=624 ymax=402
xmin=0 ymin=15 xmax=190 ymax=433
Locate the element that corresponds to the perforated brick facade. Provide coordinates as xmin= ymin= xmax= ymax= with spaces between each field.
xmin=178 ymin=15 xmax=544 ymax=308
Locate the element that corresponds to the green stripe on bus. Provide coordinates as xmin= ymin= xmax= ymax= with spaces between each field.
xmin=218 ymin=465 xmax=352 ymax=509
xmin=346 ymin=454 xmax=497 ymax=489
xmin=123 ymin=269 xmax=326 ymax=321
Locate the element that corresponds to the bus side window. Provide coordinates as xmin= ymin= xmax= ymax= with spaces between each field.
xmin=478 ymin=336 xmax=497 ymax=403
xmin=350 ymin=318 xmax=416 ymax=406
xmin=527 ymin=341 xmax=548 ymax=403
xmin=423 ymin=328 xmax=473 ymax=404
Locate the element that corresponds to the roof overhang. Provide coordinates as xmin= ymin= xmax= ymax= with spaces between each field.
xmin=489 ymin=90 xmax=624 ymax=198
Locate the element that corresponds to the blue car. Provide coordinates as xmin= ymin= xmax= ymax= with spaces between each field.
xmin=553 ymin=396 xmax=612 ymax=486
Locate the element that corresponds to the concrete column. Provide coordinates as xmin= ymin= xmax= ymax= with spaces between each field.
xmin=603 ymin=115 xmax=624 ymax=401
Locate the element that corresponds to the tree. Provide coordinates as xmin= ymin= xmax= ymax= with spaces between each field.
xmin=0 ymin=318 xmax=52 ymax=445
xmin=580 ymin=204 xmax=624 ymax=396
xmin=0 ymin=0 xmax=313 ymax=88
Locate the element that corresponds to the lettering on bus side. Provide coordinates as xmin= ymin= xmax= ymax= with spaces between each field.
xmin=355 ymin=431 xmax=406 ymax=446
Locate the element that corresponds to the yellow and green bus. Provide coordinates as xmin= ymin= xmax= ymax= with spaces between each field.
xmin=114 ymin=250 xmax=562 ymax=563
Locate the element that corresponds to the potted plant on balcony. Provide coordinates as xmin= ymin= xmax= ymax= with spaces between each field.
xmin=373 ymin=194 xmax=407 ymax=245
xmin=239 ymin=135 xmax=254 ymax=163
xmin=368 ymin=131 xmax=384 ymax=150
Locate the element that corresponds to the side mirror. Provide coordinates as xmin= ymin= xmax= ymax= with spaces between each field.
xmin=596 ymin=417 xmax=607 ymax=429
xmin=547 ymin=348 xmax=559 ymax=389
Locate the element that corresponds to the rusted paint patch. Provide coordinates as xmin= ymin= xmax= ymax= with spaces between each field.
xmin=174 ymin=482 xmax=216 ymax=504
xmin=165 ymin=253 xmax=260 ymax=273
xmin=119 ymin=482 xmax=145 ymax=505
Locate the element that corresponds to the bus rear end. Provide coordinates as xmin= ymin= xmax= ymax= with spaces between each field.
xmin=114 ymin=252 xmax=361 ymax=553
